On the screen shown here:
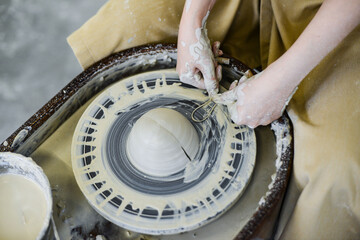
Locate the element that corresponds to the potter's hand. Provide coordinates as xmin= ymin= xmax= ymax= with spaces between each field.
xmin=176 ymin=0 xmax=221 ymax=96
xmin=177 ymin=36 xmax=222 ymax=95
xmin=214 ymin=70 xmax=297 ymax=128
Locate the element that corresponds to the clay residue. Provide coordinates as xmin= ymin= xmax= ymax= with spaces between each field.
xmin=71 ymin=70 xmax=256 ymax=235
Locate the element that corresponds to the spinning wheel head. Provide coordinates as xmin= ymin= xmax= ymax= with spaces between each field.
xmin=71 ymin=70 xmax=256 ymax=235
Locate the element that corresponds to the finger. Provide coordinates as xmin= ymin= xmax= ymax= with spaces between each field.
xmin=180 ymin=76 xmax=205 ymax=89
xmin=212 ymin=41 xmax=222 ymax=57
xmin=215 ymin=65 xmax=222 ymax=83
xmin=193 ymin=70 xmax=206 ymax=89
xmin=212 ymin=86 xmax=238 ymax=104
xmin=178 ymin=62 xmax=206 ymax=89
xmin=197 ymin=61 xmax=218 ymax=95
xmin=238 ymin=74 xmax=249 ymax=84
xmin=229 ymin=80 xmax=238 ymax=90
xmin=243 ymin=114 xmax=258 ymax=129
xmin=229 ymin=103 xmax=241 ymax=124
xmin=231 ymin=104 xmax=257 ymax=128
xmin=244 ymin=69 xmax=254 ymax=78
xmin=179 ymin=71 xmax=205 ymax=89
xmin=258 ymin=111 xmax=281 ymax=127
xmin=237 ymin=70 xmax=255 ymax=84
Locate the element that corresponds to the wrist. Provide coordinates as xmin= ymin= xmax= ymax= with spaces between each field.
xmin=180 ymin=11 xmax=204 ymax=30
xmin=267 ymin=56 xmax=304 ymax=91
xmin=181 ymin=0 xmax=214 ymax=26
xmin=178 ymin=13 xmax=207 ymax=45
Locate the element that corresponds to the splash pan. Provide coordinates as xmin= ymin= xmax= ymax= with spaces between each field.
xmin=72 ymin=70 xmax=256 ymax=234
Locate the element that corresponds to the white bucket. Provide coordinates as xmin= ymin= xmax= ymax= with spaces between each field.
xmin=0 ymin=152 xmax=56 ymax=240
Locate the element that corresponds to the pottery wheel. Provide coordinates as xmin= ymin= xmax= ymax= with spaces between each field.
xmin=71 ymin=70 xmax=256 ymax=235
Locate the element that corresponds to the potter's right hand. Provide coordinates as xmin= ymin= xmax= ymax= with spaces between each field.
xmin=213 ymin=69 xmax=297 ymax=128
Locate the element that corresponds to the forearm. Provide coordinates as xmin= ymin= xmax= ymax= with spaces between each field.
xmin=180 ymin=0 xmax=216 ymax=30
xmin=214 ymin=0 xmax=360 ymax=127
xmin=269 ymin=0 xmax=360 ymax=89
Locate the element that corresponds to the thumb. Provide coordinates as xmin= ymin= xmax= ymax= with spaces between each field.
xmin=229 ymin=80 xmax=238 ymax=90
xmin=212 ymin=85 xmax=238 ymax=105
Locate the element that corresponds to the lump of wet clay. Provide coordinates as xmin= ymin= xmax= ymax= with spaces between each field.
xmin=126 ymin=108 xmax=199 ymax=177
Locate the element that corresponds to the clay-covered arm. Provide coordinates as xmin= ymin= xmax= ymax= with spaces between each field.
xmin=176 ymin=0 xmax=222 ymax=96
xmin=216 ymin=0 xmax=360 ymax=128
xmin=270 ymin=0 xmax=360 ymax=92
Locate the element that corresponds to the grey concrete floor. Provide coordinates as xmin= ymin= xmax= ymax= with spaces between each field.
xmin=0 ymin=0 xmax=106 ymax=142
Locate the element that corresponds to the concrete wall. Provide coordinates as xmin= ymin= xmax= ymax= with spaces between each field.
xmin=0 ymin=0 xmax=106 ymax=141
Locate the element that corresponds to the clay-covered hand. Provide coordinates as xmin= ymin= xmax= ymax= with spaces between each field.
xmin=176 ymin=21 xmax=222 ymax=96
xmin=213 ymin=70 xmax=297 ymax=128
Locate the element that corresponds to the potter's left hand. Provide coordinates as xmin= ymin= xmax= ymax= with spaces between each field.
xmin=213 ymin=70 xmax=297 ymax=128
xmin=177 ymin=37 xmax=222 ymax=96
xmin=176 ymin=0 xmax=221 ymax=96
